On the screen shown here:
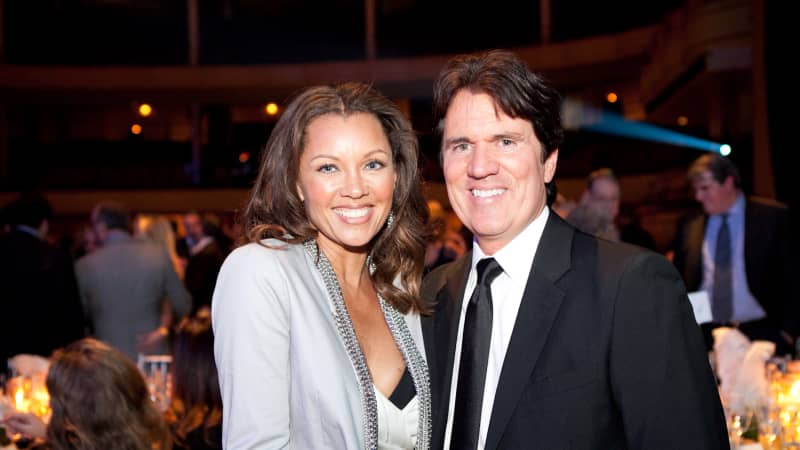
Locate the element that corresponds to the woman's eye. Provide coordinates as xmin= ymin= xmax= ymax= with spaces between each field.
xmin=365 ymin=160 xmax=386 ymax=170
xmin=318 ymin=164 xmax=337 ymax=174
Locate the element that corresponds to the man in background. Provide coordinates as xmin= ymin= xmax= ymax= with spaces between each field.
xmin=183 ymin=211 xmax=227 ymax=315
xmin=672 ymin=153 xmax=796 ymax=355
xmin=0 ymin=192 xmax=85 ymax=363
xmin=76 ymin=201 xmax=191 ymax=359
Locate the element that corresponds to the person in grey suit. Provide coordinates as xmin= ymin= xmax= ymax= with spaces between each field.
xmin=421 ymin=50 xmax=728 ymax=450
xmin=212 ymin=82 xmax=432 ymax=449
xmin=76 ymin=201 xmax=191 ymax=360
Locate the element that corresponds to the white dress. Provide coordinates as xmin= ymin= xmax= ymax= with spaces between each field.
xmin=375 ymin=387 xmax=419 ymax=450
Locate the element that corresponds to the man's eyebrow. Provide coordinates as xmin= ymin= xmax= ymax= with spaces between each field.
xmin=491 ymin=132 xmax=525 ymax=141
xmin=443 ymin=136 xmax=471 ymax=147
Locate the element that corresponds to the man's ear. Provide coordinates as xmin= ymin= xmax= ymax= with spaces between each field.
xmin=723 ymin=175 xmax=735 ymax=190
xmin=544 ymin=149 xmax=559 ymax=183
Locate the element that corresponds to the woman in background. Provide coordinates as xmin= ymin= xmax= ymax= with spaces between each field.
xmin=165 ymin=316 xmax=222 ymax=450
xmin=2 ymin=338 xmax=172 ymax=450
xmin=135 ymin=214 xmax=186 ymax=280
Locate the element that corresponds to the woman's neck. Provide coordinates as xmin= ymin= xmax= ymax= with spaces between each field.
xmin=315 ymin=238 xmax=370 ymax=289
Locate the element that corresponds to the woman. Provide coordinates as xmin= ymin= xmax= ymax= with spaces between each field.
xmin=165 ymin=316 xmax=222 ymax=450
xmin=133 ymin=213 xmax=185 ymax=354
xmin=212 ymin=82 xmax=432 ymax=449
xmin=2 ymin=338 xmax=172 ymax=450
xmin=134 ymin=214 xmax=186 ymax=280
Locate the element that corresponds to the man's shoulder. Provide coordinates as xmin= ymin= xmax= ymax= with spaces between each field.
xmin=422 ymin=255 xmax=468 ymax=298
xmin=748 ymin=196 xmax=789 ymax=213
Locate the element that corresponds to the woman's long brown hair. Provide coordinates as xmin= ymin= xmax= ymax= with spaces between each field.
xmin=241 ymin=82 xmax=431 ymax=314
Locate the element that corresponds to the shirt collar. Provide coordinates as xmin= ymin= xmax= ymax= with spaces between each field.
xmin=471 ymin=207 xmax=549 ymax=282
xmin=190 ymin=236 xmax=215 ymax=256
xmin=14 ymin=224 xmax=42 ymax=240
xmin=105 ymin=229 xmax=132 ymax=245
xmin=717 ymin=193 xmax=745 ymax=219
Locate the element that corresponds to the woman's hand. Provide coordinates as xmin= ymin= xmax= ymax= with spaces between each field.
xmin=2 ymin=412 xmax=47 ymax=439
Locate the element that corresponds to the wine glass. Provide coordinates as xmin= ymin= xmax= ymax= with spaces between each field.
xmin=137 ymin=354 xmax=173 ymax=412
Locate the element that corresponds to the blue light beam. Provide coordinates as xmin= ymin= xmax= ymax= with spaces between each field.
xmin=561 ymin=99 xmax=730 ymax=155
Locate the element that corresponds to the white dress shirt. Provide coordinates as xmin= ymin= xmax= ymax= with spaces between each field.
xmin=444 ymin=207 xmax=549 ymax=450
xmin=700 ymin=194 xmax=766 ymax=322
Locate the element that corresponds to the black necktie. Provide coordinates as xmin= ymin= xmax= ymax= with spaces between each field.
xmin=451 ymin=257 xmax=503 ymax=450
xmin=713 ymin=214 xmax=733 ymax=322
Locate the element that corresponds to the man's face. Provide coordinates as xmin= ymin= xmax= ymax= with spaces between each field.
xmin=691 ymin=171 xmax=737 ymax=215
xmin=183 ymin=214 xmax=204 ymax=242
xmin=588 ymin=177 xmax=620 ymax=220
xmin=441 ymin=90 xmax=557 ymax=255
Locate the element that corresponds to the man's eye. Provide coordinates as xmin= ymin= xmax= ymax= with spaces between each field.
xmin=500 ymin=138 xmax=515 ymax=147
xmin=453 ymin=143 xmax=470 ymax=152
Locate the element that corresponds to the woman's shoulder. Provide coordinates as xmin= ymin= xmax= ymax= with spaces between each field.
xmin=223 ymin=239 xmax=307 ymax=266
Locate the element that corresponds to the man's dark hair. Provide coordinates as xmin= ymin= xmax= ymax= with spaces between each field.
xmin=688 ymin=153 xmax=742 ymax=189
xmin=93 ymin=201 xmax=131 ymax=231
xmin=5 ymin=192 xmax=53 ymax=228
xmin=433 ymin=49 xmax=564 ymax=204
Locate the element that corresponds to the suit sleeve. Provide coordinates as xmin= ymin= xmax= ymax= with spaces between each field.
xmin=160 ymin=249 xmax=191 ymax=318
xmin=211 ymin=245 xmax=291 ymax=449
xmin=52 ymin=248 xmax=86 ymax=344
xmin=774 ymin=206 xmax=798 ymax=336
xmin=609 ymin=253 xmax=729 ymax=450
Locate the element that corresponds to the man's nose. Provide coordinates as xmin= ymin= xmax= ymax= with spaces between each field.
xmin=467 ymin=145 xmax=499 ymax=179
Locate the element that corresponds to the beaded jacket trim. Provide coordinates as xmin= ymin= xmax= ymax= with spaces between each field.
xmin=303 ymin=239 xmax=431 ymax=450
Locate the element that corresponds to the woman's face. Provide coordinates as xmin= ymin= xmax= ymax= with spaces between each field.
xmin=297 ymin=112 xmax=397 ymax=254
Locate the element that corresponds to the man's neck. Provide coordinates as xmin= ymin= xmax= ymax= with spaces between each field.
xmin=104 ymin=229 xmax=131 ymax=245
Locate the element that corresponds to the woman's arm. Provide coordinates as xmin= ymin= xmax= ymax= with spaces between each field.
xmin=212 ymin=245 xmax=292 ymax=449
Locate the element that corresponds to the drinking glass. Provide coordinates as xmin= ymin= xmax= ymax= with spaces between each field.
xmin=137 ymin=354 xmax=172 ymax=412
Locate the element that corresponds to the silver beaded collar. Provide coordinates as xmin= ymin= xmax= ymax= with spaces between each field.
xmin=304 ymin=239 xmax=431 ymax=450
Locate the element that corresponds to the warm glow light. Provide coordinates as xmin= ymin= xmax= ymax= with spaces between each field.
xmin=138 ymin=103 xmax=152 ymax=117
xmin=14 ymin=386 xmax=25 ymax=411
xmin=131 ymin=124 xmax=143 ymax=135
xmin=677 ymin=116 xmax=688 ymax=126
xmin=239 ymin=151 xmax=250 ymax=163
xmin=606 ymin=92 xmax=618 ymax=104
xmin=265 ymin=102 xmax=279 ymax=116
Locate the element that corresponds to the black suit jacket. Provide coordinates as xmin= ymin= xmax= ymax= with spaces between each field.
xmin=184 ymin=240 xmax=227 ymax=313
xmin=0 ymin=230 xmax=85 ymax=363
xmin=671 ymin=196 xmax=797 ymax=337
xmin=421 ymin=213 xmax=728 ymax=450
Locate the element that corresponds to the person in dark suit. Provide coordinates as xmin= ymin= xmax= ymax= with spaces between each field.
xmin=421 ymin=50 xmax=728 ymax=450
xmin=183 ymin=212 xmax=227 ymax=315
xmin=671 ymin=153 xmax=796 ymax=355
xmin=0 ymin=192 xmax=85 ymax=364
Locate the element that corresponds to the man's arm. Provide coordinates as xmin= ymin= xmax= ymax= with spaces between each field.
xmin=161 ymin=250 xmax=191 ymax=318
xmin=609 ymin=252 xmax=729 ymax=449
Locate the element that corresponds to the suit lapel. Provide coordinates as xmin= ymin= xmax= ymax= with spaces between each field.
xmin=427 ymin=254 xmax=471 ymax=450
xmin=685 ymin=214 xmax=707 ymax=291
xmin=743 ymin=198 xmax=759 ymax=282
xmin=484 ymin=213 xmax=572 ymax=450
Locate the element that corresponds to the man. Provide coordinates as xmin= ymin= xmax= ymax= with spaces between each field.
xmin=183 ymin=211 xmax=227 ymax=314
xmin=76 ymin=201 xmax=191 ymax=359
xmin=421 ymin=50 xmax=727 ymax=449
xmin=0 ymin=192 xmax=85 ymax=363
xmin=672 ymin=153 xmax=796 ymax=355
xmin=566 ymin=168 xmax=621 ymax=242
